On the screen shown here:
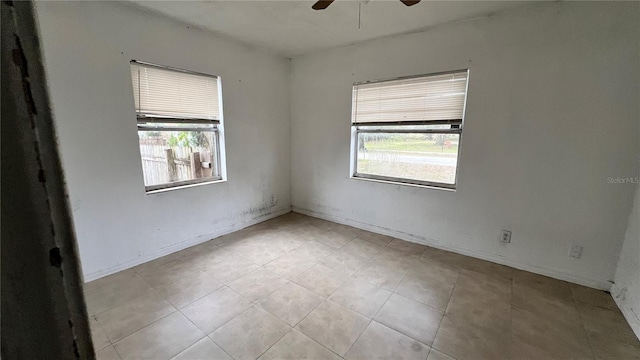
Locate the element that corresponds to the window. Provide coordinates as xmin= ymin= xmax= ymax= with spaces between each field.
xmin=350 ymin=70 xmax=469 ymax=189
xmin=130 ymin=61 xmax=225 ymax=192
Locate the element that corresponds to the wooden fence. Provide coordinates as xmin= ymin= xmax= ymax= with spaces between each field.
xmin=139 ymin=143 xmax=213 ymax=186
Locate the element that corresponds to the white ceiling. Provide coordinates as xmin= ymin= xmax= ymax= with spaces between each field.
xmin=126 ymin=0 xmax=538 ymax=57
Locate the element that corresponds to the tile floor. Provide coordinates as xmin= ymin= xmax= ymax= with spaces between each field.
xmin=85 ymin=212 xmax=640 ymax=360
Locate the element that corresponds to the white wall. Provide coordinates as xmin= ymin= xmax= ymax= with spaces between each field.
xmin=613 ymin=180 xmax=640 ymax=337
xmin=291 ymin=2 xmax=639 ymax=289
xmin=35 ymin=1 xmax=291 ymax=281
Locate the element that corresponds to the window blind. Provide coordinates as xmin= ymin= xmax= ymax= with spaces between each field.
xmin=130 ymin=62 xmax=220 ymax=120
xmin=352 ymin=70 xmax=468 ymax=124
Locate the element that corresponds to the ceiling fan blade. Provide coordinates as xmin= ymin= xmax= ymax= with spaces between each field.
xmin=312 ymin=0 xmax=335 ymax=10
xmin=399 ymin=0 xmax=420 ymax=6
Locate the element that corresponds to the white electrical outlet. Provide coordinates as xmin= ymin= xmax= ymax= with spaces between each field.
xmin=500 ymin=230 xmax=512 ymax=243
xmin=569 ymin=245 xmax=583 ymax=259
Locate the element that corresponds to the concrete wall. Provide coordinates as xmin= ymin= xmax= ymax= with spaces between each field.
xmin=290 ymin=1 xmax=639 ymax=289
xmin=35 ymin=1 xmax=292 ymax=281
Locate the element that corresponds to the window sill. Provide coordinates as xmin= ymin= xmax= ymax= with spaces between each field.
xmin=145 ymin=178 xmax=226 ymax=195
xmin=350 ymin=174 xmax=456 ymax=192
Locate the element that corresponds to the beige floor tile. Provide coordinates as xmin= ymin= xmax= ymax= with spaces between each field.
xmin=512 ymin=283 xmax=581 ymax=326
xmin=96 ymin=291 xmax=176 ymax=342
xmin=445 ymin=287 xmax=510 ymax=329
xmin=84 ymin=216 xmax=637 ymax=360
xmin=259 ymin=282 xmax=324 ymax=326
xmin=173 ymin=241 xmax=218 ymax=259
xmin=171 ymin=337 xmax=231 ymax=360
xmin=577 ymin=301 xmax=640 ymax=347
xmin=215 ymin=231 xmax=249 ymax=248
xmin=570 ymin=284 xmax=618 ymax=311
xmin=259 ymin=329 xmax=341 ymax=360
xmin=90 ymin=316 xmax=111 ymax=351
xmin=210 ymin=306 xmax=290 ymax=360
xmin=342 ymin=238 xmax=385 ymax=259
xmin=460 ymin=257 xmax=513 ymax=281
xmin=411 ymin=259 xmax=460 ymax=285
xmin=395 ymin=271 xmax=455 ymax=311
xmin=229 ymin=268 xmax=289 ymax=301
xmin=345 ymin=321 xmax=430 ymax=360
xmin=509 ymin=335 xmax=558 ymax=360
xmin=589 ymin=334 xmax=640 ymax=360
xmin=511 ymin=307 xmax=593 ymax=360
xmin=114 ymin=312 xmax=204 ymax=360
xmin=427 ymin=349 xmax=456 ymax=360
xmin=264 ymin=252 xmax=317 ymax=280
xmin=137 ymin=259 xmax=201 ymax=288
xmin=420 ymin=247 xmax=467 ymax=269
xmin=294 ymin=264 xmax=350 ymax=297
xmin=433 ymin=313 xmax=509 ymax=360
xmin=374 ymin=294 xmax=443 ymax=346
xmin=96 ymin=345 xmax=121 ymax=360
xmin=373 ymin=247 xmax=421 ymax=270
xmin=320 ymin=250 xmax=369 ymax=276
xmin=241 ymin=229 xmax=281 ymax=243
xmin=315 ymin=230 xmax=357 ymax=249
xmin=296 ymin=300 xmax=370 ymax=356
xmin=203 ymin=256 xmax=259 ymax=284
xmin=84 ymin=270 xmax=137 ymax=294
xmin=182 ymin=246 xmax=235 ymax=271
xmin=247 ymin=224 xmax=283 ymax=236
xmin=233 ymin=242 xmax=289 ymax=265
xmin=221 ymin=237 xmax=264 ymax=255
xmin=331 ymin=224 xmax=363 ymax=238
xmin=268 ymin=232 xmax=306 ymax=252
xmin=266 ymin=221 xmax=303 ymax=233
xmin=329 ymin=279 xmax=391 ymax=318
xmin=181 ymin=286 xmax=253 ymax=334
xmin=85 ymin=273 xmax=154 ymax=315
xmin=513 ymin=270 xmax=572 ymax=301
xmin=307 ymin=218 xmax=337 ymax=230
xmin=453 ymin=269 xmax=511 ymax=303
xmin=387 ymin=238 xmax=427 ymax=256
xmin=357 ymin=231 xmax=393 ymax=247
xmin=133 ymin=251 xmax=184 ymax=275
xmin=289 ymin=241 xmax=336 ymax=261
xmin=155 ymin=270 xmax=223 ymax=308
xmin=353 ymin=260 xmax=407 ymax=291
xmin=294 ymin=223 xmax=331 ymax=240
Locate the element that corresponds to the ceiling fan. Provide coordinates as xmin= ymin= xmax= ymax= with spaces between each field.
xmin=312 ymin=0 xmax=420 ymax=10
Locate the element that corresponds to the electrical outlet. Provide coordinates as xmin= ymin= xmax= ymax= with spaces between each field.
xmin=500 ymin=230 xmax=511 ymax=243
xmin=569 ymin=245 xmax=583 ymax=259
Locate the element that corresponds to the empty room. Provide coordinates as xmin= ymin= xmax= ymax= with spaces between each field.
xmin=2 ymin=0 xmax=639 ymax=359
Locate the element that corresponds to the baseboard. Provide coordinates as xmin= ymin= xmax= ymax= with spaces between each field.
xmin=292 ymin=206 xmax=611 ymax=290
xmin=83 ymin=207 xmax=291 ymax=282
xmin=611 ymin=284 xmax=640 ymax=340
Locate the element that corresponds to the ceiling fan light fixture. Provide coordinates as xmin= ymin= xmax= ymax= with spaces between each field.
xmin=400 ymin=0 xmax=421 ymax=6
xmin=312 ymin=0 xmax=420 ymax=10
xmin=312 ymin=0 xmax=335 ymax=10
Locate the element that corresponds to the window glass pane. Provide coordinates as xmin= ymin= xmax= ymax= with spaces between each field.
xmin=356 ymin=133 xmax=459 ymax=185
xmin=138 ymin=128 xmax=218 ymax=187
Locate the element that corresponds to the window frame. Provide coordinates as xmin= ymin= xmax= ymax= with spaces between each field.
xmin=349 ymin=69 xmax=469 ymax=190
xmin=131 ymin=60 xmax=226 ymax=193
